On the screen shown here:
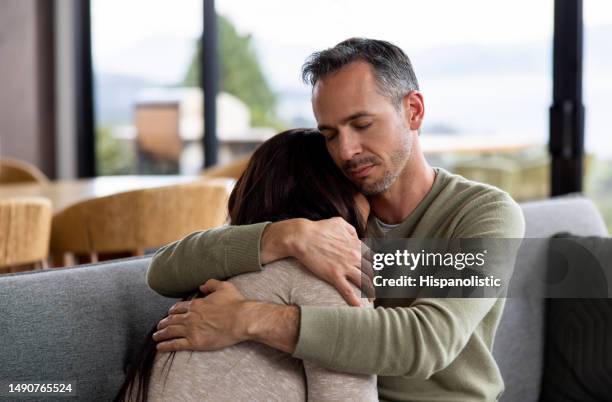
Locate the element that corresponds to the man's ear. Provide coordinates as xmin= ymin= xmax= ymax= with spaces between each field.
xmin=401 ymin=91 xmax=425 ymax=132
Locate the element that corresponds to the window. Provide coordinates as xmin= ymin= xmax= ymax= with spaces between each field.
xmin=584 ymin=0 xmax=612 ymax=232
xmin=217 ymin=0 xmax=554 ymax=202
xmin=91 ymin=0 xmax=203 ymax=175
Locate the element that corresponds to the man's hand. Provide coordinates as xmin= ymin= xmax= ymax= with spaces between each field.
xmin=154 ymin=279 xmax=249 ymax=352
xmin=154 ymin=279 xmax=300 ymax=354
xmin=261 ymin=217 xmax=374 ymax=307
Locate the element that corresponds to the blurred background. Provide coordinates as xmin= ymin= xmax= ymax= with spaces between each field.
xmin=1 ymin=0 xmax=611 ymax=231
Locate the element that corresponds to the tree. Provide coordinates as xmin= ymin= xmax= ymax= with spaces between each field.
xmin=184 ymin=15 xmax=278 ymax=127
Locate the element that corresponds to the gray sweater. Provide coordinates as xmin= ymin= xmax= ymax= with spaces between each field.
xmin=145 ymin=259 xmax=378 ymax=402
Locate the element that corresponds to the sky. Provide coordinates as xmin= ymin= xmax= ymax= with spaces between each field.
xmin=217 ymin=0 xmax=556 ymax=49
xmin=92 ymin=0 xmax=612 ymax=85
xmin=91 ymin=0 xmax=612 ymax=157
xmin=93 ymin=0 xmax=612 ymax=53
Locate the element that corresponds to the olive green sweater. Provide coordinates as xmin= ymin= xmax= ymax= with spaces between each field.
xmin=147 ymin=168 xmax=525 ymax=402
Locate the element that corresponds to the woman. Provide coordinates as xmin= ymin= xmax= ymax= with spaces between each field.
xmin=116 ymin=128 xmax=377 ymax=402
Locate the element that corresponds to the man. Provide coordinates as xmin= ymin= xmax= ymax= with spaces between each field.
xmin=147 ymin=38 xmax=524 ymax=401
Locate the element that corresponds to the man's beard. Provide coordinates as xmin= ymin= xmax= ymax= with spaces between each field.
xmin=346 ymin=134 xmax=412 ymax=196
xmin=359 ymin=148 xmax=408 ymax=195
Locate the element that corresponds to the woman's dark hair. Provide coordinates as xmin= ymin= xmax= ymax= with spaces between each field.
xmin=115 ymin=128 xmax=366 ymax=401
xmin=228 ymin=128 xmax=365 ymax=234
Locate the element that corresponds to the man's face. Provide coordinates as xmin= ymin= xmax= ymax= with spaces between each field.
xmin=313 ymin=61 xmax=415 ymax=196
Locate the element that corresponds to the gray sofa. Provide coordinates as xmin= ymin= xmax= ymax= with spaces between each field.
xmin=0 ymin=195 xmax=609 ymax=402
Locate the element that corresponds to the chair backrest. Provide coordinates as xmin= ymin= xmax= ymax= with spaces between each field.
xmin=0 ymin=157 xmax=50 ymax=184
xmin=202 ymin=155 xmax=251 ymax=180
xmin=0 ymin=197 xmax=52 ymax=268
xmin=50 ymin=179 xmax=233 ymax=255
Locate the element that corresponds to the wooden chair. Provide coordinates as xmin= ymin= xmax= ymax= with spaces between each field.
xmin=202 ymin=155 xmax=251 ymax=180
xmin=50 ymin=179 xmax=233 ymax=266
xmin=0 ymin=197 xmax=52 ymax=273
xmin=0 ymin=158 xmax=50 ymax=185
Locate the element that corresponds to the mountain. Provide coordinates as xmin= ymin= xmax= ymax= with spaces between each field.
xmin=94 ymin=73 xmax=156 ymax=125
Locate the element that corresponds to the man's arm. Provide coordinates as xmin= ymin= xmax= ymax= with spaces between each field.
xmin=156 ymin=290 xmax=495 ymax=377
xmin=293 ymin=299 xmax=496 ymax=377
xmin=290 ymin=191 xmax=525 ymax=376
xmin=148 ymin=217 xmax=366 ymax=304
xmin=156 ymin=191 xmax=525 ymax=377
xmin=147 ymin=223 xmax=271 ymax=298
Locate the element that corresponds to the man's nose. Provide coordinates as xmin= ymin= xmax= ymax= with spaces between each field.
xmin=336 ymin=130 xmax=362 ymax=162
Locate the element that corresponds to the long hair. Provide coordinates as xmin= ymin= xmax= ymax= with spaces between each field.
xmin=114 ymin=129 xmax=365 ymax=401
xmin=228 ymin=128 xmax=365 ymax=234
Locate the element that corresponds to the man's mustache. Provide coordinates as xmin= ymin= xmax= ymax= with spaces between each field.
xmin=342 ymin=156 xmax=380 ymax=173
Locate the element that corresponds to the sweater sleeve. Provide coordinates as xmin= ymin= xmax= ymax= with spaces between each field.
xmin=295 ymin=297 xmax=497 ymax=377
xmin=293 ymin=190 xmax=525 ymax=377
xmin=147 ymin=222 xmax=269 ymax=298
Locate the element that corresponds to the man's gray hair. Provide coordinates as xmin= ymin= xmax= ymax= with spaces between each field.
xmin=301 ymin=38 xmax=419 ymax=106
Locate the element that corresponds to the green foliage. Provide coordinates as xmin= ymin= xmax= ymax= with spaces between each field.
xmin=95 ymin=127 xmax=135 ymax=175
xmin=585 ymin=157 xmax=612 ymax=234
xmin=184 ymin=15 xmax=279 ymax=127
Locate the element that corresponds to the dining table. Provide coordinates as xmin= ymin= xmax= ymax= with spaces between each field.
xmin=0 ymin=174 xmax=213 ymax=213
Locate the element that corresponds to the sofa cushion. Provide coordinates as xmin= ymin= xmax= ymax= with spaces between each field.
xmin=0 ymin=195 xmax=608 ymax=402
xmin=494 ymin=195 xmax=609 ymax=402
xmin=0 ymin=256 xmax=176 ymax=402
xmin=540 ymin=234 xmax=612 ymax=401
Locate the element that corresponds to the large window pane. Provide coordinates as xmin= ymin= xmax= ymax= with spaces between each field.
xmin=217 ymin=0 xmax=553 ymax=202
xmin=584 ymin=0 xmax=612 ymax=232
xmin=91 ymin=0 xmax=203 ymax=175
